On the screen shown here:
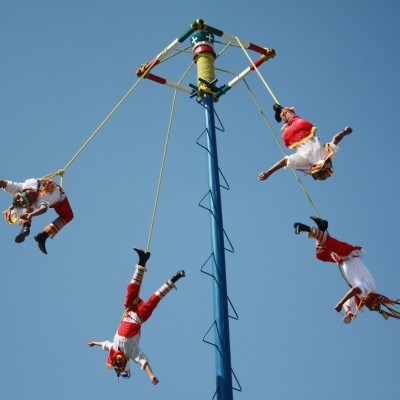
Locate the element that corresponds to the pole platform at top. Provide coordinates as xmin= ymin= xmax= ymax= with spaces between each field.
xmin=135 ymin=18 xmax=276 ymax=101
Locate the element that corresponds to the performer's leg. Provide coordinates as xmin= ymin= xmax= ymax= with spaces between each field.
xmin=294 ymin=222 xmax=311 ymax=235
xmin=295 ymin=216 xmax=328 ymax=235
xmin=309 ymin=228 xmax=358 ymax=256
xmin=134 ymin=270 xmax=185 ymax=326
xmin=310 ymin=216 xmax=328 ymax=232
xmin=133 ymin=247 xmax=150 ymax=268
xmin=45 ymin=197 xmax=74 ymax=238
xmin=34 ymin=198 xmax=74 ymax=254
xmin=15 ymin=222 xmax=31 ymax=243
xmin=131 ymin=263 xmax=146 ymax=286
xmin=155 ymin=270 xmax=185 ymax=298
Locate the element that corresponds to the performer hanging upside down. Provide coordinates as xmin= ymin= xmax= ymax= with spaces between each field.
xmin=0 ymin=178 xmax=73 ymax=254
xmin=88 ymin=248 xmax=185 ymax=384
xmin=294 ymin=217 xmax=400 ymax=323
xmin=258 ymin=104 xmax=352 ymax=181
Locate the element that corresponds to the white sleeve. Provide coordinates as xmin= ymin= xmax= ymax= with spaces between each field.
xmin=101 ymin=341 xmax=114 ymax=351
xmin=3 ymin=181 xmax=24 ymax=195
xmin=3 ymin=179 xmax=38 ymax=195
xmin=344 ymin=297 xmax=355 ymax=309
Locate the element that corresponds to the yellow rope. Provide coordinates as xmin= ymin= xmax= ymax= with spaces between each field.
xmin=147 ymin=44 xmax=229 ymax=251
xmin=42 ymin=169 xmax=65 ymax=187
xmin=63 ymin=79 xmax=144 ymax=171
xmin=235 ymin=36 xmax=280 ymax=105
xmin=132 ymin=61 xmax=196 ymax=309
xmin=120 ymin=56 xmax=193 ymax=312
xmin=197 ymin=53 xmax=216 ymax=84
xmin=242 ymin=78 xmax=321 ymax=218
xmin=146 ymin=59 xmax=196 ymax=253
xmin=146 ymin=91 xmax=177 ymax=253
xmin=41 ymin=56 xmax=164 ymax=187
xmin=41 ymin=80 xmax=142 ymax=187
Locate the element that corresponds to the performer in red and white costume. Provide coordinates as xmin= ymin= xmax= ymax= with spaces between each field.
xmin=0 ymin=178 xmax=73 ymax=254
xmin=88 ymin=248 xmax=185 ymax=384
xmin=294 ymin=217 xmax=378 ymax=323
xmin=258 ymin=104 xmax=352 ymax=181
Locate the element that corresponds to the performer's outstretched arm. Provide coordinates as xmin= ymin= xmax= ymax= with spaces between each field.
xmin=258 ymin=158 xmax=287 ymax=181
xmin=144 ymin=362 xmax=159 ymax=385
xmin=335 ymin=286 xmax=362 ymax=312
xmin=88 ymin=341 xmax=103 ymax=347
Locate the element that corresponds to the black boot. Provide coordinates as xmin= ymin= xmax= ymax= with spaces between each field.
xmin=294 ymin=223 xmax=311 ymax=235
xmin=34 ymin=232 xmax=49 ymax=254
xmin=170 ymin=270 xmax=185 ymax=284
xmin=133 ymin=247 xmax=151 ymax=267
xmin=310 ymin=216 xmax=328 ymax=232
xmin=15 ymin=222 xmax=31 ymax=243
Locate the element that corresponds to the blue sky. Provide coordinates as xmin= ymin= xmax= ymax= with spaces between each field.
xmin=1 ymin=1 xmax=399 ymax=399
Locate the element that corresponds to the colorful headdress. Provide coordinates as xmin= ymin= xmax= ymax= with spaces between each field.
xmin=12 ymin=192 xmax=30 ymax=209
xmin=106 ymin=348 xmax=130 ymax=379
xmin=359 ymin=292 xmax=400 ymax=320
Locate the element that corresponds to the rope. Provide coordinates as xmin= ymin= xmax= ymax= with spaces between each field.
xmin=42 ymin=169 xmax=66 ymax=187
xmin=146 ymin=44 xmax=233 ymax=251
xmin=146 ymin=60 xmax=196 ymax=253
xmin=146 ymin=91 xmax=177 ymax=253
xmin=66 ymin=79 xmax=143 ymax=170
xmin=42 ymin=57 xmax=163 ymax=187
xmin=197 ymin=53 xmax=216 ymax=85
xmin=120 ymin=54 xmax=196 ymax=313
xmin=215 ymin=40 xmax=232 ymax=59
xmin=235 ymin=37 xmax=280 ymax=104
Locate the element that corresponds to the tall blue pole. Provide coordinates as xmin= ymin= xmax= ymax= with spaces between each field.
xmin=191 ymin=29 xmax=234 ymax=399
xmin=203 ymin=92 xmax=233 ymax=400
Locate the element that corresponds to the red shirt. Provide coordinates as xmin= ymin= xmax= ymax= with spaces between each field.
xmin=117 ymin=283 xmax=161 ymax=338
xmin=280 ymin=108 xmax=316 ymax=149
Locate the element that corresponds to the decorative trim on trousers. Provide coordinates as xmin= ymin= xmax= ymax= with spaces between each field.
xmin=155 ymin=282 xmax=174 ymax=299
xmin=43 ymin=197 xmax=74 ymax=238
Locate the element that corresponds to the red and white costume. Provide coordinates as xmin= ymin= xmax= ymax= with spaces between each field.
xmin=102 ymin=266 xmax=174 ymax=375
xmin=314 ymin=231 xmax=377 ymax=309
xmin=278 ymin=107 xmax=339 ymax=170
xmin=3 ymin=178 xmax=73 ymax=238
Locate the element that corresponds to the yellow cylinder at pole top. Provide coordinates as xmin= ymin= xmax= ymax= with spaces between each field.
xmin=196 ymin=53 xmax=216 ymax=85
xmin=191 ymin=31 xmax=217 ymax=97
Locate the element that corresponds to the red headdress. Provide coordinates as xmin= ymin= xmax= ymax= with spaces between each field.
xmin=359 ymin=293 xmax=400 ymax=320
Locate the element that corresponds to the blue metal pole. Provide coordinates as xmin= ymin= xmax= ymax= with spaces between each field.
xmin=203 ymin=92 xmax=233 ymax=400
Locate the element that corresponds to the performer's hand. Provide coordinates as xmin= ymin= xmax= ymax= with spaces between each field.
xmin=334 ymin=302 xmax=343 ymax=312
xmin=342 ymin=310 xmax=356 ymax=324
xmin=88 ymin=342 xmax=96 ymax=347
xmin=258 ymin=171 xmax=271 ymax=181
xmin=20 ymin=213 xmax=32 ymax=223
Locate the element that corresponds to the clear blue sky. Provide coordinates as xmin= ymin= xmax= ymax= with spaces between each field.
xmin=1 ymin=1 xmax=399 ymax=399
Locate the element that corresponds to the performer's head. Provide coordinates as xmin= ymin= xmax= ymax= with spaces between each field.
xmin=342 ymin=313 xmax=355 ymax=324
xmin=111 ymin=353 xmax=130 ymax=379
xmin=12 ymin=189 xmax=38 ymax=209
